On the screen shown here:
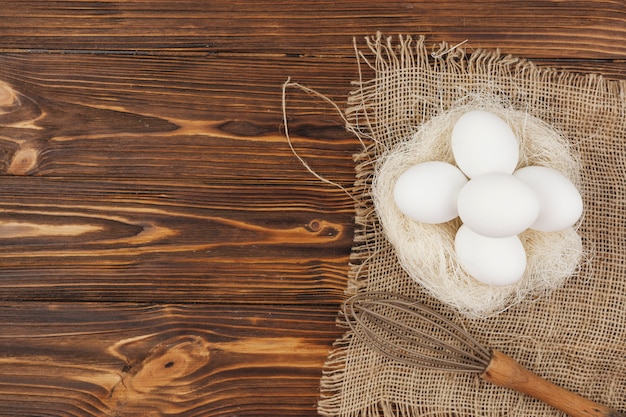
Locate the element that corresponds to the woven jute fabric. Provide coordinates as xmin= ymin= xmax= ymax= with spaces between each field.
xmin=318 ymin=34 xmax=626 ymax=416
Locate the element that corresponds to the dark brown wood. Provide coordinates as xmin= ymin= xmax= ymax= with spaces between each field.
xmin=0 ymin=53 xmax=358 ymax=179
xmin=0 ymin=1 xmax=625 ymax=415
xmin=1 ymin=1 xmax=626 ymax=59
xmin=0 ymin=177 xmax=354 ymax=303
xmin=0 ymin=302 xmax=342 ymax=415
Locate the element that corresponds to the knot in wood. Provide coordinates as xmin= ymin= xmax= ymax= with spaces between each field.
xmin=0 ymin=81 xmax=18 ymax=112
xmin=125 ymin=335 xmax=211 ymax=395
xmin=8 ymin=146 xmax=39 ymax=175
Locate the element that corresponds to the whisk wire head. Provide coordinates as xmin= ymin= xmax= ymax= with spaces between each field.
xmin=344 ymin=292 xmax=492 ymax=373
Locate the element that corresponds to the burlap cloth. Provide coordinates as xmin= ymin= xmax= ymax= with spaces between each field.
xmin=318 ymin=34 xmax=626 ymax=416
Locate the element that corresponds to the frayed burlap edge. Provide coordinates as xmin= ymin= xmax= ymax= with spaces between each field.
xmin=318 ymin=33 xmax=626 ymax=417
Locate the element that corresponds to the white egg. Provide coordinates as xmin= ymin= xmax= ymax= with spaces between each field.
xmin=514 ymin=166 xmax=583 ymax=232
xmin=455 ymin=224 xmax=527 ymax=286
xmin=393 ymin=161 xmax=468 ymax=224
xmin=457 ymin=173 xmax=540 ymax=238
xmin=451 ymin=110 xmax=520 ymax=178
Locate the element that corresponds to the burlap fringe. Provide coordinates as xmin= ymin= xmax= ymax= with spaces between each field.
xmin=318 ymin=33 xmax=626 ymax=416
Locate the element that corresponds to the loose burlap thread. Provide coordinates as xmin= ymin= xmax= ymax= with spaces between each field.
xmin=318 ymin=34 xmax=626 ymax=416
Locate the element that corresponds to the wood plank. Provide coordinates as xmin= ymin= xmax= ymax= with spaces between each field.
xmin=0 ymin=301 xmax=342 ymax=415
xmin=2 ymin=53 xmax=625 ymax=181
xmin=0 ymin=53 xmax=359 ymax=180
xmin=0 ymin=177 xmax=353 ymax=302
xmin=1 ymin=1 xmax=626 ymax=59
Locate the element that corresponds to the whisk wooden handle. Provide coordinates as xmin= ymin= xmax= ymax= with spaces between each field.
xmin=482 ymin=350 xmax=624 ymax=417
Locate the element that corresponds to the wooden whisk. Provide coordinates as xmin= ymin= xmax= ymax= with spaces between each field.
xmin=344 ymin=291 xmax=624 ymax=417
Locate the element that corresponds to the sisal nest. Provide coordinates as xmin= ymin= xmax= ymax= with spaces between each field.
xmin=372 ymin=100 xmax=585 ymax=318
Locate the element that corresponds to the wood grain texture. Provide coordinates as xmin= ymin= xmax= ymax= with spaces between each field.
xmin=1 ymin=1 xmax=626 ymax=59
xmin=0 ymin=302 xmax=341 ymax=415
xmin=0 ymin=176 xmax=353 ymax=302
xmin=0 ymin=53 xmax=358 ymax=180
xmin=0 ymin=1 xmax=625 ymax=415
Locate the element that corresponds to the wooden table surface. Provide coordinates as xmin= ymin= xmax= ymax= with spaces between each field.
xmin=0 ymin=1 xmax=624 ymax=415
